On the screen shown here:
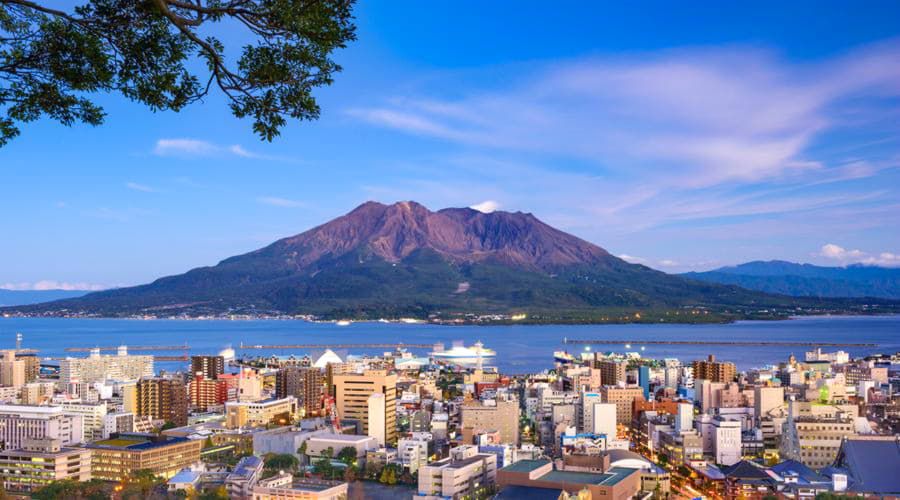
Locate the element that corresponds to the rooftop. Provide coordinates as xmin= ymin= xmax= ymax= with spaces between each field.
xmin=308 ymin=433 xmax=375 ymax=443
xmin=86 ymin=433 xmax=191 ymax=451
xmin=539 ymin=466 xmax=636 ymax=486
xmin=501 ymin=459 xmax=550 ymax=473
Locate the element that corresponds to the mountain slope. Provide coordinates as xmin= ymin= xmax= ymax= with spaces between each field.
xmin=4 ymin=203 xmax=891 ymax=320
xmin=683 ymin=260 xmax=900 ymax=299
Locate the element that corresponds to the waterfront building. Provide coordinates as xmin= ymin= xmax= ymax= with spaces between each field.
xmin=137 ymin=377 xmax=188 ymax=427
xmin=0 ymin=404 xmax=83 ymax=449
xmin=419 ymin=445 xmax=497 ymax=499
xmin=0 ymin=438 xmax=91 ymax=493
xmin=59 ymin=347 xmax=154 ymax=385
xmin=85 ymin=432 xmax=202 ymax=481
xmin=333 ymin=370 xmax=397 ymax=445
xmin=190 ymin=355 xmax=224 ymax=380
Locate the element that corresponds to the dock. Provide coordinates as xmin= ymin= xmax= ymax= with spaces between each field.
xmin=563 ymin=339 xmax=878 ymax=347
xmin=64 ymin=345 xmax=190 ymax=352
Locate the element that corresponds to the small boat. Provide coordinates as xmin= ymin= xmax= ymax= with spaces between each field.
xmin=335 ymin=320 xmax=351 ymax=326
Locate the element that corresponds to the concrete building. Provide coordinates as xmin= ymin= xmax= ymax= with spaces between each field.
xmin=0 ymin=438 xmax=92 ymax=493
xmin=398 ymin=434 xmax=430 ymax=473
xmin=251 ymin=473 xmax=349 ymax=499
xmin=578 ymin=392 xmax=602 ymax=434
xmin=461 ymin=397 xmax=520 ymax=445
xmin=85 ymin=432 xmax=202 ymax=481
xmin=333 ymin=370 xmax=397 ymax=445
xmin=497 ymin=458 xmax=641 ymax=500
xmin=795 ymin=416 xmax=856 ymax=470
xmin=304 ymin=433 xmax=378 ymax=462
xmin=0 ymin=350 xmax=25 ymax=389
xmin=59 ymin=347 xmax=153 ymax=385
xmin=60 ymin=401 xmax=108 ymax=442
xmin=0 ymin=404 xmax=83 ymax=449
xmin=601 ymin=385 xmax=645 ymax=425
xmin=253 ymin=426 xmax=324 ymax=459
xmin=275 ymin=366 xmax=324 ymax=417
xmin=103 ymin=411 xmax=137 ymax=439
xmin=188 ymin=374 xmax=228 ymax=411
xmin=594 ymin=359 xmax=627 ymax=386
xmin=190 ymin=355 xmax=224 ymax=380
xmin=137 ymin=377 xmax=188 ymax=427
xmin=713 ymin=417 xmax=742 ymax=466
xmin=367 ymin=393 xmax=387 ymax=446
xmin=676 ymin=402 xmax=693 ymax=432
xmin=419 ymin=445 xmax=497 ymax=500
xmin=225 ymin=397 xmax=298 ymax=429
xmin=220 ymin=368 xmax=263 ymax=402
xmin=754 ymin=386 xmax=784 ymax=420
xmin=20 ymin=381 xmax=55 ymax=405
xmin=692 ymin=355 xmax=736 ymax=383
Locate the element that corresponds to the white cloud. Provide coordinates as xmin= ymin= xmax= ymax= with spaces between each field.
xmin=1 ymin=280 xmax=106 ymax=291
xmin=125 ymin=182 xmax=156 ymax=193
xmin=819 ymin=243 xmax=865 ymax=260
xmin=657 ymin=259 xmax=680 ymax=267
xmin=862 ymin=252 xmax=900 ymax=267
xmin=470 ymin=200 xmax=500 ymax=213
xmin=617 ymin=254 xmax=646 ymax=264
xmin=256 ymin=196 xmax=306 ymax=208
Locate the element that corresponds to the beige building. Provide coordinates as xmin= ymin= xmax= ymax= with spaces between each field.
xmin=333 ymin=370 xmax=397 ymax=444
xmin=418 ymin=445 xmax=497 ymax=500
xmin=692 ymin=355 xmax=736 ymax=383
xmin=59 ymin=347 xmax=153 ymax=385
xmin=795 ymin=416 xmax=856 ymax=470
xmin=60 ymin=401 xmax=108 ymax=442
xmin=225 ymin=396 xmax=298 ymax=429
xmin=21 ymin=381 xmax=56 ymax=405
xmin=0 ymin=350 xmax=26 ymax=389
xmin=86 ymin=432 xmax=201 ymax=481
xmin=754 ymin=386 xmax=784 ymax=420
xmin=0 ymin=404 xmax=84 ymax=449
xmin=461 ymin=397 xmax=520 ymax=445
xmin=0 ymin=438 xmax=91 ymax=494
xmin=252 ymin=473 xmax=349 ymax=500
xmin=594 ymin=359 xmax=627 ymax=386
xmin=601 ymin=386 xmax=645 ymax=425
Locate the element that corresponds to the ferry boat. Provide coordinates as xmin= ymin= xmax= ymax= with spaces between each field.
xmin=554 ymin=351 xmax=576 ymax=364
xmin=431 ymin=341 xmax=496 ymax=360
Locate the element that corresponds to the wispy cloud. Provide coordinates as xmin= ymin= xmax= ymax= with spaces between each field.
xmin=125 ymin=182 xmax=156 ymax=193
xmin=153 ymin=138 xmax=297 ymax=162
xmin=256 ymin=196 xmax=306 ymax=208
xmin=1 ymin=280 xmax=107 ymax=291
xmin=350 ymin=41 xmax=900 ymax=189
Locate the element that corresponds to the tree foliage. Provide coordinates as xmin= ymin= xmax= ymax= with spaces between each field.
xmin=264 ymin=452 xmax=299 ymax=472
xmin=0 ymin=0 xmax=356 ymax=146
xmin=32 ymin=479 xmax=113 ymax=500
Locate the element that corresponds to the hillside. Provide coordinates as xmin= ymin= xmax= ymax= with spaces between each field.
xmin=683 ymin=261 xmax=900 ymax=299
xmin=4 ymin=203 xmax=893 ymax=321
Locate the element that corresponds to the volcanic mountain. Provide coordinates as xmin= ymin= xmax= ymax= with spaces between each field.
xmin=6 ymin=201 xmax=886 ymax=320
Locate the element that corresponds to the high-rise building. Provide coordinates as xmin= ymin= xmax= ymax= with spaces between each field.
xmin=578 ymin=392 xmax=604 ymax=434
xmin=274 ymin=366 xmax=324 ymax=417
xmin=0 ymin=350 xmax=26 ymax=388
xmin=712 ymin=417 xmax=742 ymax=466
xmin=333 ymin=370 xmax=397 ymax=444
xmin=594 ymin=359 xmax=627 ymax=386
xmin=59 ymin=347 xmax=153 ymax=385
xmin=190 ymin=355 xmax=225 ymax=380
xmin=638 ymin=365 xmax=651 ymax=399
xmin=600 ymin=386 xmax=645 ymax=425
xmin=0 ymin=405 xmax=84 ymax=449
xmin=461 ymin=397 xmax=520 ymax=445
xmin=136 ymin=377 xmax=188 ymax=427
xmin=754 ymin=386 xmax=785 ymax=420
xmin=692 ymin=355 xmax=736 ymax=383
xmin=368 ymin=393 xmax=387 ymax=446
xmin=188 ymin=374 xmax=229 ymax=411
xmin=59 ymin=401 xmax=108 ymax=442
xmin=18 ymin=354 xmax=40 ymax=384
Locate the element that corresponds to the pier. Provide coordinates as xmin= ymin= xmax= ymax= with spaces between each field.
xmin=239 ymin=343 xmax=434 ymax=349
xmin=64 ymin=345 xmax=190 ymax=352
xmin=563 ymin=339 xmax=877 ymax=347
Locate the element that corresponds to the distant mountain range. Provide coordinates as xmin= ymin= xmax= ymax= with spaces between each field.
xmin=3 ymin=202 xmax=894 ymax=321
xmin=0 ymin=289 xmax=91 ymax=307
xmin=683 ymin=261 xmax=900 ymax=299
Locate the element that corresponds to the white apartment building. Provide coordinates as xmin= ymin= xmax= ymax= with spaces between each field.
xmin=418 ymin=445 xmax=497 ymax=500
xmin=59 ymin=347 xmax=153 ymax=385
xmin=60 ymin=401 xmax=108 ymax=442
xmin=713 ymin=417 xmax=742 ymax=466
xmin=398 ymin=432 xmax=432 ymax=473
xmin=0 ymin=405 xmax=84 ymax=449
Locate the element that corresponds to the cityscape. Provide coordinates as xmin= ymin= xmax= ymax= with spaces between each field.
xmin=3 ymin=0 xmax=900 ymax=499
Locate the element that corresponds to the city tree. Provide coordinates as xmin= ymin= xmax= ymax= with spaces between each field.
xmin=0 ymin=0 xmax=357 ymax=146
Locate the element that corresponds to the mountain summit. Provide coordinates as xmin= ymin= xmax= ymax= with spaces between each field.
xmin=6 ymin=201 xmax=881 ymax=320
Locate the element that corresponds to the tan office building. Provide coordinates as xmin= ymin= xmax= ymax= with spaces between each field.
xmin=594 ymin=359 xmax=627 ymax=386
xmin=601 ymin=386 xmax=645 ymax=425
xmin=795 ymin=417 xmax=856 ymax=470
xmin=225 ymin=396 xmax=298 ymax=429
xmin=0 ymin=438 xmax=91 ymax=493
xmin=85 ymin=433 xmax=201 ymax=481
xmin=333 ymin=370 xmax=397 ymax=444
xmin=692 ymin=355 xmax=736 ymax=383
xmin=461 ymin=397 xmax=520 ymax=445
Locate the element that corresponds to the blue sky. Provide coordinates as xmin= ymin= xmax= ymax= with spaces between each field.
xmin=2 ymin=1 xmax=900 ymax=289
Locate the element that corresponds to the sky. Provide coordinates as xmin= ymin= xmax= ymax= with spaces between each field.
xmin=2 ymin=1 xmax=900 ymax=290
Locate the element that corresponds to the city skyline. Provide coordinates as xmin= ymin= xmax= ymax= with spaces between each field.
xmin=3 ymin=2 xmax=900 ymax=290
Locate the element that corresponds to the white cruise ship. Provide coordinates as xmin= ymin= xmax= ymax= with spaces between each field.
xmin=431 ymin=341 xmax=496 ymax=360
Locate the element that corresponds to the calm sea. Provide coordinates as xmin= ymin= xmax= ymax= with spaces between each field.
xmin=0 ymin=315 xmax=898 ymax=373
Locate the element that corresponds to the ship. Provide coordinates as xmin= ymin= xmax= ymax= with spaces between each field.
xmin=554 ymin=351 xmax=576 ymax=364
xmin=431 ymin=341 xmax=496 ymax=360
